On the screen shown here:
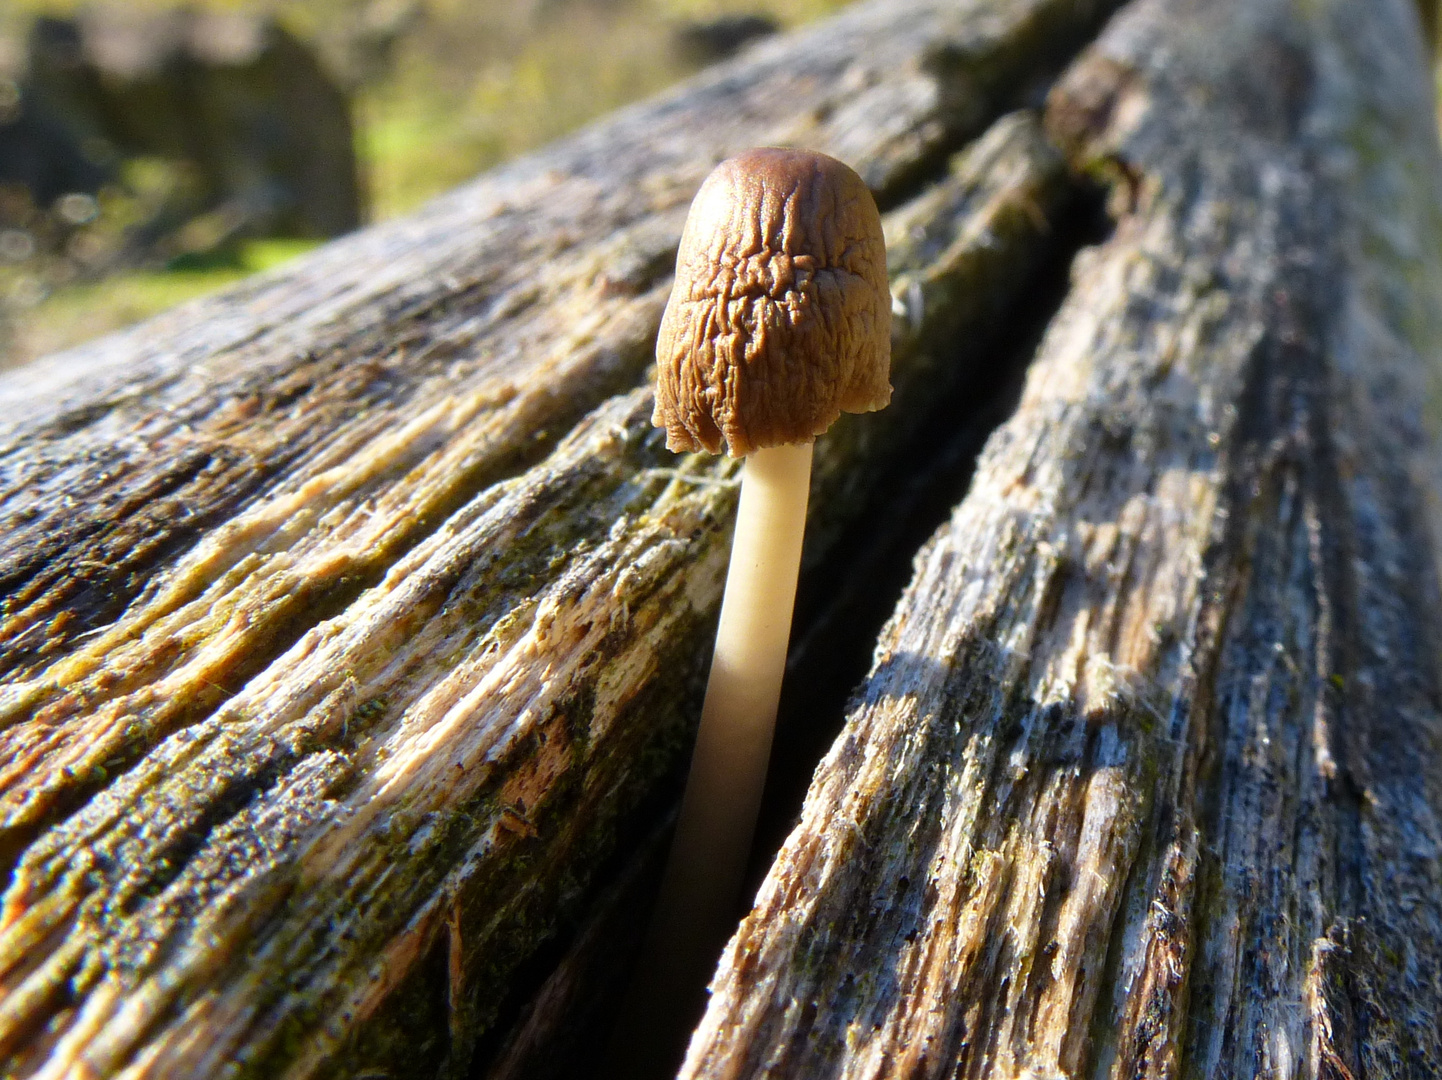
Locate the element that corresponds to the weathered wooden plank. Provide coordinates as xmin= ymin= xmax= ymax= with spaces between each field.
xmin=683 ymin=0 xmax=1442 ymax=1075
xmin=0 ymin=3 xmax=1100 ymax=1064
xmin=0 ymin=0 xmax=1108 ymax=687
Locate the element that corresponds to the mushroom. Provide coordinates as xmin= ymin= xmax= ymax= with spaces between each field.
xmin=613 ymin=146 xmax=891 ymax=1073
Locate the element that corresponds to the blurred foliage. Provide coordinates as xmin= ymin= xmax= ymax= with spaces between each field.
xmin=0 ymin=0 xmax=853 ymax=367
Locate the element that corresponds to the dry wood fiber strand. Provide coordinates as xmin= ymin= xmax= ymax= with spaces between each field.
xmin=0 ymin=96 xmax=1082 ymax=1080
xmin=683 ymin=0 xmax=1442 ymax=1076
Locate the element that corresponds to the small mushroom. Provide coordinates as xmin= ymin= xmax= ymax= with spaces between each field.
xmin=612 ymin=147 xmax=890 ymax=1075
xmin=653 ymin=146 xmax=892 ymax=456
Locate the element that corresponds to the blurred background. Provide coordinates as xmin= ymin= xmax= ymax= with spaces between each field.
xmin=0 ymin=0 xmax=851 ymax=368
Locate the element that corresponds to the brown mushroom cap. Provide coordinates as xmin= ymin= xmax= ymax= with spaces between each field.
xmin=652 ymin=147 xmax=891 ymax=457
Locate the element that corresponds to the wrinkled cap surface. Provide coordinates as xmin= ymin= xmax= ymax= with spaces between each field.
xmin=653 ymin=147 xmax=891 ymax=457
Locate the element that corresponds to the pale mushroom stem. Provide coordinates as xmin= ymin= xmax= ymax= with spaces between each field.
xmin=606 ymin=440 xmax=813 ymax=1078
xmin=664 ymin=439 xmax=813 ymax=946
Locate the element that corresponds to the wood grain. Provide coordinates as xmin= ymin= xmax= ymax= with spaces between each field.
xmin=684 ymin=0 xmax=1442 ymax=1075
xmin=0 ymin=0 xmax=1110 ymax=1070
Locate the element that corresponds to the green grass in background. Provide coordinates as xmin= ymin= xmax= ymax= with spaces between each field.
xmin=0 ymin=0 xmax=853 ymax=365
xmin=10 ymin=240 xmax=320 ymax=360
xmin=355 ymin=0 xmax=853 ymax=218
